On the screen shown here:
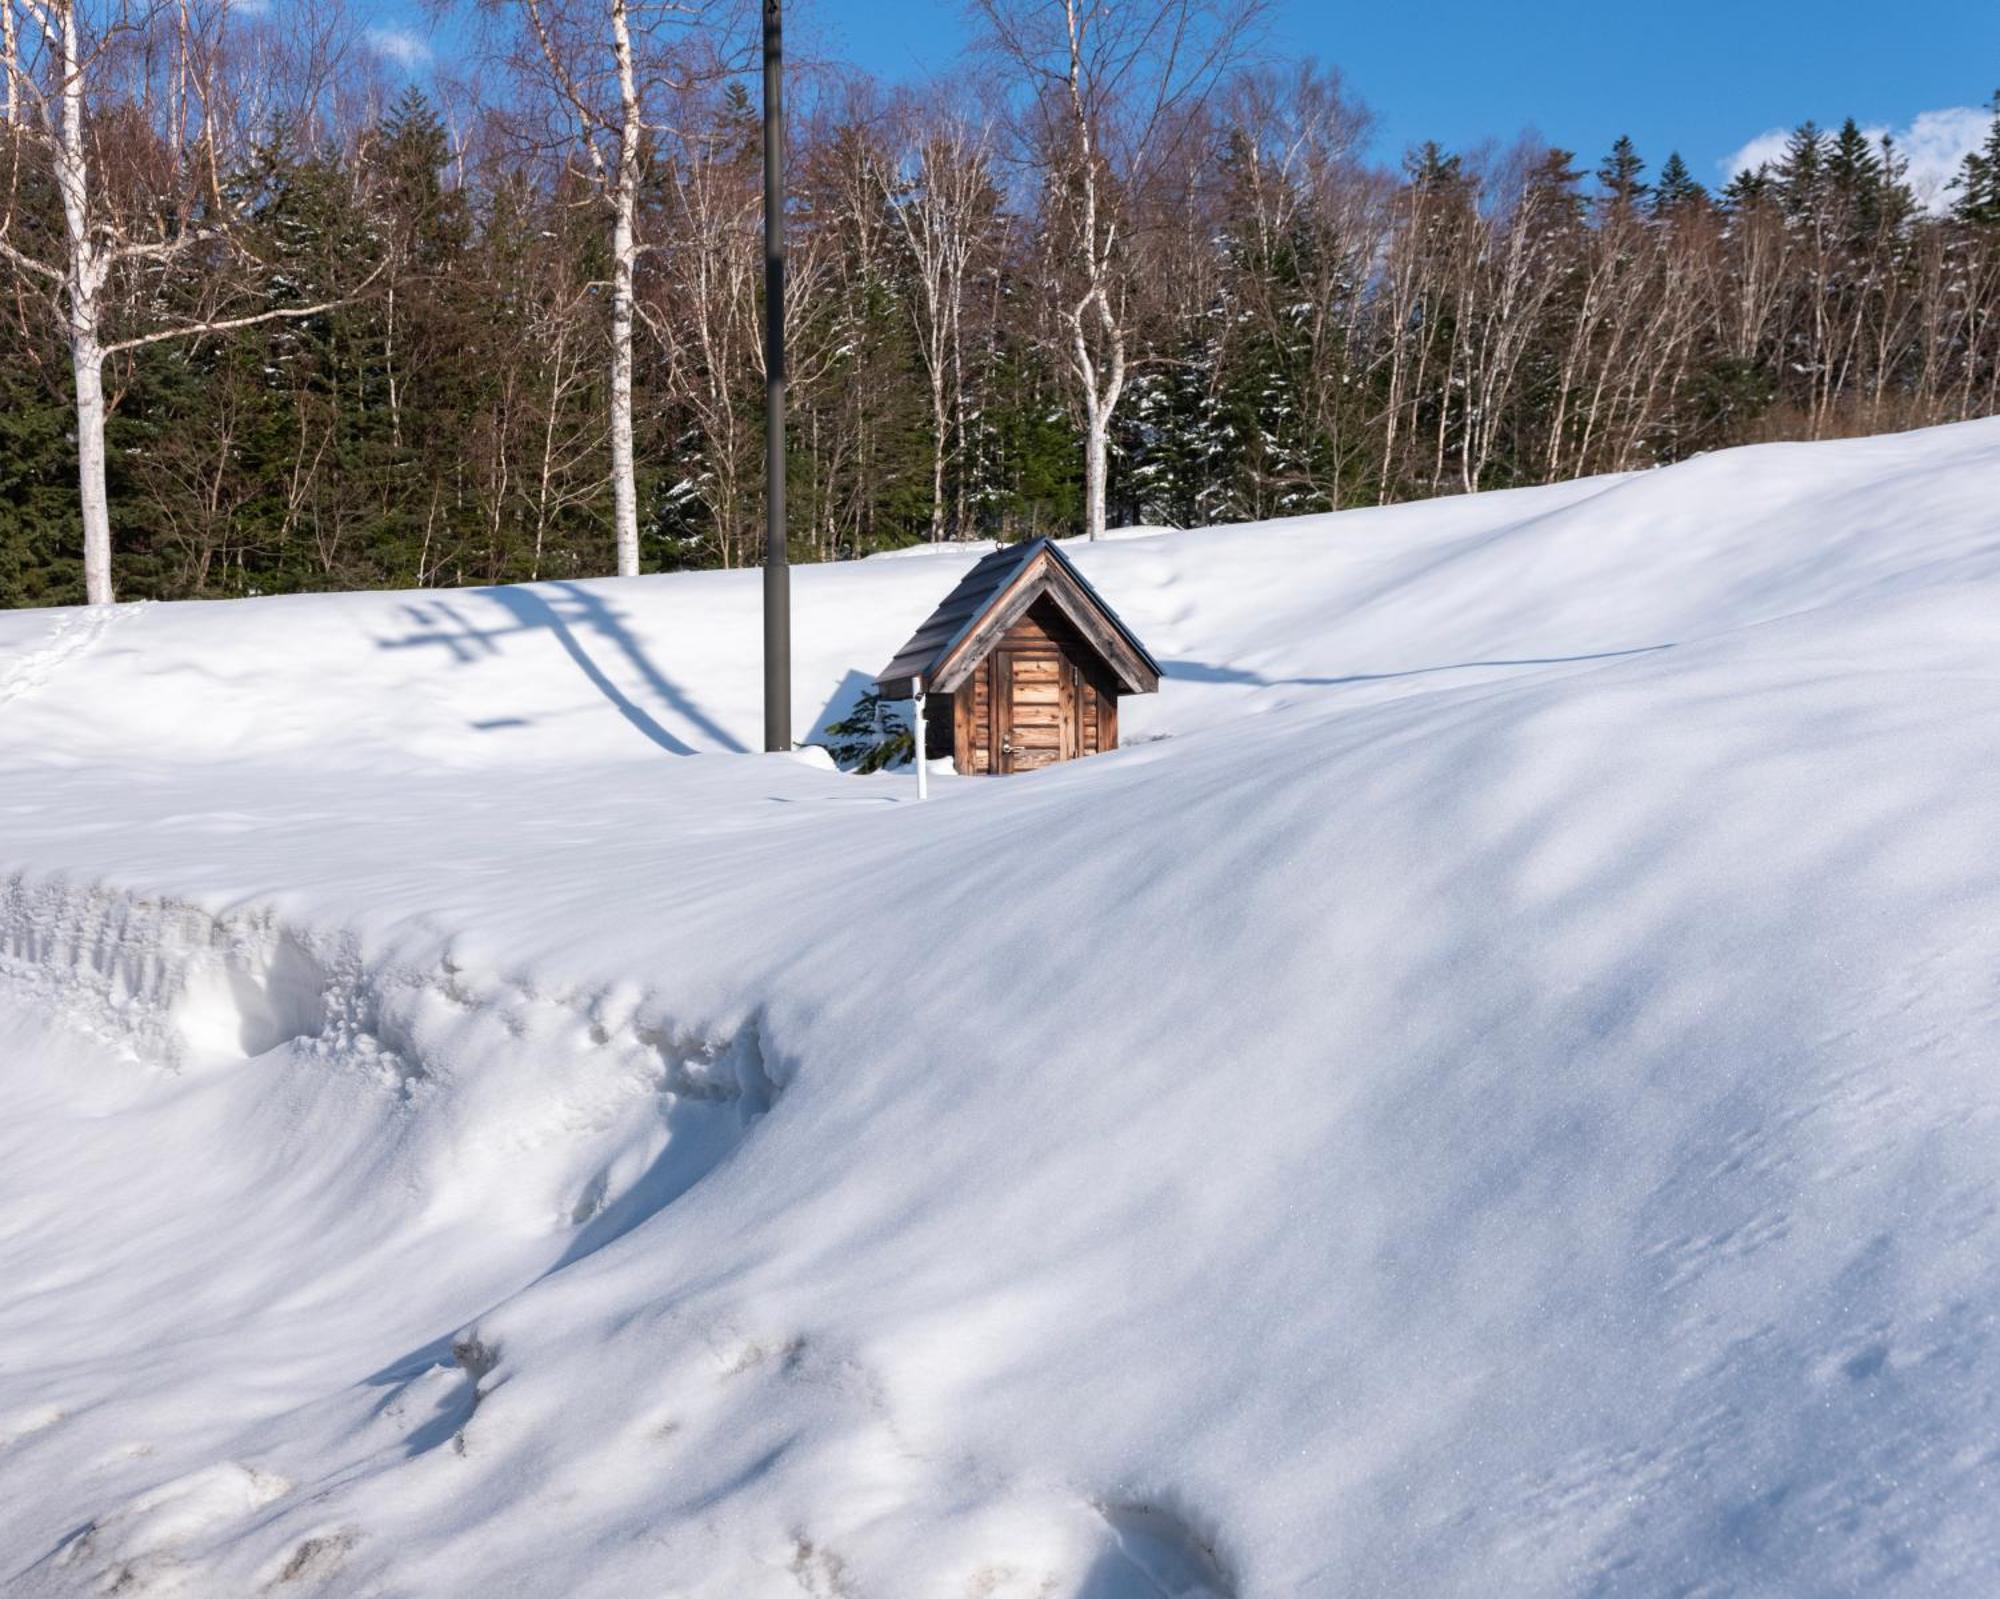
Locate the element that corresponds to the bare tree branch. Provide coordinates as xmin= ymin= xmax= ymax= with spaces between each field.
xmin=100 ymin=258 xmax=386 ymax=353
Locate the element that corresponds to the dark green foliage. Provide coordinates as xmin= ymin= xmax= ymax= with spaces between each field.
xmin=1596 ymin=136 xmax=1649 ymax=215
xmin=1681 ymin=354 xmax=1779 ymax=452
xmin=963 ymin=346 xmax=1085 ymax=541
xmin=1405 ymin=141 xmax=1456 ymax=189
xmin=1953 ymin=91 xmax=2000 ymax=226
xmin=1527 ymin=146 xmax=1589 ymax=222
xmin=1822 ymin=118 xmax=1913 ymax=240
xmin=1826 ymin=118 xmax=1882 ymax=198
xmin=816 ymin=690 xmax=913 ymax=772
xmin=1651 ymin=152 xmax=1706 ymax=217
xmin=0 ymin=344 xmax=80 ymax=609
xmin=1777 ymin=121 xmax=1828 ymax=220
xmin=1722 ymin=166 xmax=1774 ymax=209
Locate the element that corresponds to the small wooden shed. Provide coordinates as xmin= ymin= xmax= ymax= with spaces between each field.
xmin=876 ymin=539 xmax=1160 ymax=775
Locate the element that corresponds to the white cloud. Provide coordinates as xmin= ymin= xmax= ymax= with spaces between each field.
xmin=1895 ymin=106 xmax=1993 ymax=205
xmin=1720 ymin=105 xmax=1991 ymax=211
xmin=367 ymin=25 xmax=433 ymax=72
xmin=1719 ymin=127 xmax=1793 ymax=180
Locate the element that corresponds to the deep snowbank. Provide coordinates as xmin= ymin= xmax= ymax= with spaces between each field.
xmin=3 ymin=422 xmax=2000 ymax=1596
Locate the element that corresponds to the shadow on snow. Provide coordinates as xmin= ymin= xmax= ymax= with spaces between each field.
xmin=377 ymin=580 xmax=747 ymax=755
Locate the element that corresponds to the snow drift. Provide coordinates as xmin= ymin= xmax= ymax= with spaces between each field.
xmin=3 ymin=421 xmax=2000 ymax=1596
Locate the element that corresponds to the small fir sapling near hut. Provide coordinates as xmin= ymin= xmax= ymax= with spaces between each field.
xmin=817 ymin=691 xmax=916 ymax=772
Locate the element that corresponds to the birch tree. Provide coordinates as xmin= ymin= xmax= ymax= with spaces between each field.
xmin=486 ymin=0 xmax=732 ymax=578
xmin=1219 ymin=66 xmax=1385 ymax=509
xmin=875 ymin=100 xmax=996 ymax=541
xmin=0 ymin=0 xmax=372 ymax=603
xmin=972 ymin=0 xmax=1260 ymax=540
xmin=646 ymin=82 xmax=762 ymax=566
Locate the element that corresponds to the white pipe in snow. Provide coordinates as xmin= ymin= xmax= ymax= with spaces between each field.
xmin=913 ymin=683 xmax=928 ymax=802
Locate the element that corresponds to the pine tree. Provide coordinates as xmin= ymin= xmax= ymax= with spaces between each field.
xmin=1722 ymin=166 xmax=1774 ymax=210
xmin=0 ymin=155 xmax=86 ymax=606
xmin=1825 ymin=117 xmax=1895 ymax=240
xmin=1776 ymin=121 xmax=1828 ymax=221
xmin=0 ymin=333 xmax=82 ymax=607
xmin=1651 ymin=152 xmax=1707 ymax=217
xmin=381 ymin=89 xmax=472 ymax=268
xmin=1405 ymin=141 xmax=1468 ymax=196
xmin=1529 ymin=147 xmax=1589 ymax=218
xmin=1875 ymin=134 xmax=1917 ymax=228
xmin=1595 ymin=135 xmax=1649 ymax=215
xmin=1950 ymin=90 xmax=2000 ymax=226
xmin=1826 ymin=118 xmax=1881 ymax=192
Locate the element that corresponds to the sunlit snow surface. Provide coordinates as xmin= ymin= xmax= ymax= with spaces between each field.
xmin=4 ymin=422 xmax=2000 ymax=1596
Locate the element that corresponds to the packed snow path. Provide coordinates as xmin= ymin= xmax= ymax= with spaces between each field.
xmin=3 ymin=422 xmax=2000 ymax=1596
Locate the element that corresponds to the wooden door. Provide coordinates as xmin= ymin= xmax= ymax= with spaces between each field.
xmin=995 ymin=650 xmax=1071 ymax=773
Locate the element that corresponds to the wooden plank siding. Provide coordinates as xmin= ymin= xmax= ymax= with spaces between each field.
xmin=929 ymin=597 xmax=1124 ymax=776
xmin=879 ymin=541 xmax=1158 ymax=777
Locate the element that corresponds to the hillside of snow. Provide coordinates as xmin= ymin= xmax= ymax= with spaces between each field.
xmin=3 ymin=421 xmax=2000 ymax=1597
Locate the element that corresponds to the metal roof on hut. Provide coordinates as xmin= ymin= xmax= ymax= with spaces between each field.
xmin=875 ymin=539 xmax=1159 ymax=700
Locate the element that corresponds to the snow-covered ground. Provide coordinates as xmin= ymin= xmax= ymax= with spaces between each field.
xmin=3 ymin=421 xmax=2000 ymax=1597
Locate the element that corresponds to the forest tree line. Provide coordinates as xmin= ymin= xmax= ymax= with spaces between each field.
xmin=4 ymin=0 xmax=2000 ymax=607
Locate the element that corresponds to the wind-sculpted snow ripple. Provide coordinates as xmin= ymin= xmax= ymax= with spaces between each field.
xmin=0 ymin=869 xmax=797 ymax=1595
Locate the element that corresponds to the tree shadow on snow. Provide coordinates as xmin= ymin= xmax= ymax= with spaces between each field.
xmin=1163 ymin=642 xmax=1673 ymax=690
xmin=7 ymin=1522 xmax=98 ymax=1589
xmin=376 ymin=581 xmax=746 ymax=755
xmin=545 ymin=1091 xmax=759 ymax=1275
xmin=1076 ymin=1504 xmax=1236 ymax=1599
xmin=806 ymin=668 xmax=878 ymax=744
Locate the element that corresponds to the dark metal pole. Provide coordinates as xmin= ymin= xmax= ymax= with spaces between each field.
xmin=761 ymin=0 xmax=791 ymax=751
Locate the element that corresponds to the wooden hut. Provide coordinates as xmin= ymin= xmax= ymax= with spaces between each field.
xmin=876 ymin=539 xmax=1160 ymax=775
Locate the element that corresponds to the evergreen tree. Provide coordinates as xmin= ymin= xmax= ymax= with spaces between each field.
xmin=1776 ymin=121 xmax=1828 ymax=220
xmin=1875 ymin=134 xmax=1917 ymax=228
xmin=1405 ymin=141 xmax=1467 ymax=197
xmin=1951 ymin=90 xmax=2000 ymax=226
xmin=380 ymin=89 xmax=473 ymax=268
xmin=1722 ymin=165 xmax=1774 ymax=210
xmin=1527 ymin=146 xmax=1589 ymax=223
xmin=1824 ymin=117 xmax=1904 ymax=240
xmin=1651 ymin=152 xmax=1707 ymax=217
xmin=1825 ymin=117 xmax=1882 ymax=196
xmin=1595 ymin=135 xmax=1649 ymax=215
xmin=0 ymin=339 xmax=81 ymax=608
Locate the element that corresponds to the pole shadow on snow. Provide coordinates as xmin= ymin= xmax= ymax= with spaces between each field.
xmin=376 ymin=581 xmax=747 ymax=755
xmin=1163 ymin=642 xmax=1673 ymax=690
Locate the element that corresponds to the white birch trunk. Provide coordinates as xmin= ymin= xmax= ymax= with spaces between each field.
xmin=1081 ymin=395 xmax=1106 ymax=543
xmin=72 ymin=322 xmax=113 ymax=605
xmin=1085 ymin=423 xmax=1116 ymax=537
xmin=3 ymin=2 xmax=18 ymax=129
xmin=928 ymin=370 xmax=947 ymax=541
xmin=1080 ymin=309 xmax=1124 ymax=540
xmin=607 ymin=0 xmax=641 ymax=578
xmin=609 ymin=197 xmax=639 ymax=577
xmin=50 ymin=0 xmax=115 ymax=604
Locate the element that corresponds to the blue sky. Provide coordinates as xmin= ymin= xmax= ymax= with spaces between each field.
xmin=365 ymin=0 xmax=2000 ymax=200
